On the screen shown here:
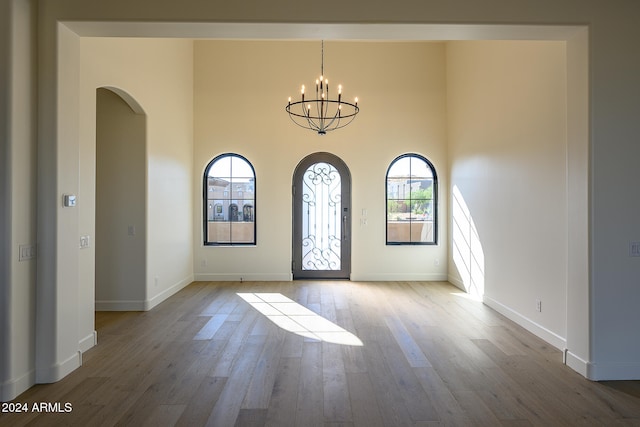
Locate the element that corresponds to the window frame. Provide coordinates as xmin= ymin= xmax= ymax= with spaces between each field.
xmin=203 ymin=153 xmax=256 ymax=246
xmin=385 ymin=153 xmax=438 ymax=245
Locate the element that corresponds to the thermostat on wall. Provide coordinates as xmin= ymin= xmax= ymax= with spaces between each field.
xmin=63 ymin=194 xmax=77 ymax=207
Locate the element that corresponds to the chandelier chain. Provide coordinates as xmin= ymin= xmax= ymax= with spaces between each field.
xmin=321 ymin=40 xmax=324 ymax=77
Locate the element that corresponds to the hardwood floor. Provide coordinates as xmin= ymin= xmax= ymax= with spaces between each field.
xmin=3 ymin=281 xmax=640 ymax=426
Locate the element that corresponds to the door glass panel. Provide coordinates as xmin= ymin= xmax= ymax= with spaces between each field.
xmin=301 ymin=162 xmax=342 ymax=270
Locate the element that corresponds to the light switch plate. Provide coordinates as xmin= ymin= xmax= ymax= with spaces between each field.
xmin=19 ymin=244 xmax=36 ymax=261
xmin=63 ymin=194 xmax=77 ymax=207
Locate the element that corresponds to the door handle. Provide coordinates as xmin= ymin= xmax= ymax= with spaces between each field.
xmin=343 ymin=215 xmax=348 ymax=241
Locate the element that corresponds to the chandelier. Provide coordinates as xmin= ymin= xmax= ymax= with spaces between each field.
xmin=286 ymin=41 xmax=359 ymax=135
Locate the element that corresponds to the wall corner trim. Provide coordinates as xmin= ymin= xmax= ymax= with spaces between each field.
xmin=79 ymin=330 xmax=98 ymax=353
xmin=35 ymin=351 xmax=81 ymax=385
xmin=1 ymin=369 xmax=36 ymax=402
xmin=565 ymin=350 xmax=589 ymax=377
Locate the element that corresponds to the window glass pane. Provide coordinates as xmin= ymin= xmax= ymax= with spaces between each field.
xmin=409 ymin=178 xmax=433 ymax=195
xmin=386 ymin=154 xmax=437 ymax=245
xmin=208 ymin=156 xmax=231 ymax=178
xmin=387 ymin=156 xmax=411 ymax=178
xmin=231 ymin=222 xmax=255 ymax=243
xmin=242 ymin=204 xmax=255 ymax=222
xmin=208 ymin=177 xmax=231 ymax=196
xmin=231 ymin=156 xmax=254 ymax=178
xmin=205 ymin=153 xmax=256 ymax=245
xmin=412 ymin=219 xmax=434 ymax=243
xmin=387 ymin=177 xmax=411 ymax=200
xmin=420 ymin=200 xmax=434 ymax=220
xmin=387 ymin=221 xmax=411 ymax=243
xmin=387 ymin=199 xmax=409 ymax=221
xmin=410 ymin=157 xmax=433 ymax=179
xmin=210 ymin=200 xmax=226 ymax=221
xmin=208 ymin=221 xmax=231 ymax=243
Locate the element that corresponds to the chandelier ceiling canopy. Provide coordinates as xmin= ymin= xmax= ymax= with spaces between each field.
xmin=285 ymin=41 xmax=359 ymax=135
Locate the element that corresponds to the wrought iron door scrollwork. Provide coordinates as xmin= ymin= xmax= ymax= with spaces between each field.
xmin=301 ymin=162 xmax=342 ymax=271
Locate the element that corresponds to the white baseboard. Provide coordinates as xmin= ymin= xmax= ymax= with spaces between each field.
xmin=194 ymin=273 xmax=292 ymax=282
xmin=350 ymin=273 xmax=448 ymax=281
xmin=447 ymin=275 xmax=466 ymax=291
xmin=95 ymin=299 xmax=146 ymax=311
xmin=2 ymin=338 xmax=95 ymax=401
xmin=36 ymin=350 xmax=81 ymax=384
xmin=96 ymin=275 xmax=194 ymax=311
xmin=482 ymin=294 xmax=567 ymax=351
xmin=78 ymin=330 xmax=97 ymax=353
xmin=587 ymin=361 xmax=640 ymax=381
xmin=1 ymin=369 xmax=35 ymax=402
xmin=565 ymin=350 xmax=589 ymax=378
xmin=194 ymin=272 xmax=447 ymax=282
xmin=146 ymin=275 xmax=193 ymax=310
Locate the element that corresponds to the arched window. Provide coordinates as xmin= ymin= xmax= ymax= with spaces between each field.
xmin=204 ymin=153 xmax=256 ymax=245
xmin=386 ymin=154 xmax=437 ymax=245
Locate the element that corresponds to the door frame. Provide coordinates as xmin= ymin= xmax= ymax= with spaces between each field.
xmin=292 ymin=152 xmax=351 ymax=280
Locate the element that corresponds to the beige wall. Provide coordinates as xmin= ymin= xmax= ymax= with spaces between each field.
xmin=193 ymin=41 xmax=448 ymax=281
xmin=0 ymin=0 xmax=37 ymax=401
xmin=446 ymin=41 xmax=569 ymax=347
xmin=79 ymin=37 xmax=195 ymax=317
xmin=0 ymin=0 xmax=9 ymax=399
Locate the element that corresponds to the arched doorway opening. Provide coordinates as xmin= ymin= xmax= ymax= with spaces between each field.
xmin=95 ymin=87 xmax=146 ymax=310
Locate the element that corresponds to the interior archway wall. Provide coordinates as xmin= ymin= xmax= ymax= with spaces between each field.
xmin=95 ymin=87 xmax=147 ymax=310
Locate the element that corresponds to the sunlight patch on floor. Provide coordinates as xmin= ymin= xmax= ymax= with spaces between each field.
xmin=237 ymin=292 xmax=363 ymax=346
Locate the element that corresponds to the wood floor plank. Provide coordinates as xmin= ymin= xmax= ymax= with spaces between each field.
xmin=141 ymin=404 xmax=186 ymax=427
xmin=264 ymin=356 xmax=301 ymax=427
xmin=280 ymin=331 xmax=304 ymax=358
xmin=412 ymin=367 xmax=470 ymax=423
xmin=209 ymin=310 xmax=258 ymax=378
xmin=205 ymin=334 xmax=267 ymax=427
xmin=384 ymin=315 xmax=432 ymax=368
xmin=194 ymin=313 xmax=230 ymax=340
xmin=234 ymin=408 xmax=267 ymax=427
xmin=296 ymin=341 xmax=324 ymax=427
xmin=375 ymin=327 xmax=440 ymax=422
xmin=242 ymin=329 xmax=286 ymax=409
xmin=361 ymin=339 xmax=415 ymax=427
xmin=175 ymin=376 xmax=228 ymax=427
xmin=451 ymin=390 xmax=503 ymax=426
xmin=322 ymin=341 xmax=352 ymax=423
xmin=5 ymin=280 xmax=640 ymax=427
xmin=346 ymin=372 xmax=384 ymax=427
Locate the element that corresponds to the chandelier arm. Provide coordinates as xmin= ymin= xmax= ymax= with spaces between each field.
xmin=288 ymin=109 xmax=321 ymax=132
xmin=287 ymin=101 xmax=359 ymax=119
xmin=303 ymin=104 xmax=322 ymax=132
xmin=318 ymin=105 xmax=340 ymax=132
xmin=307 ymin=116 xmax=321 ymax=132
xmin=286 ymin=99 xmax=358 ymax=134
xmin=306 ymin=103 xmax=321 ymax=132
xmin=319 ymin=99 xmax=326 ymax=131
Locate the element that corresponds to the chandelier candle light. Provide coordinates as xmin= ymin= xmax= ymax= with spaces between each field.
xmin=286 ymin=41 xmax=359 ymax=135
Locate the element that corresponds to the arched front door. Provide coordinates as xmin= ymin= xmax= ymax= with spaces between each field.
xmin=292 ymin=152 xmax=351 ymax=279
